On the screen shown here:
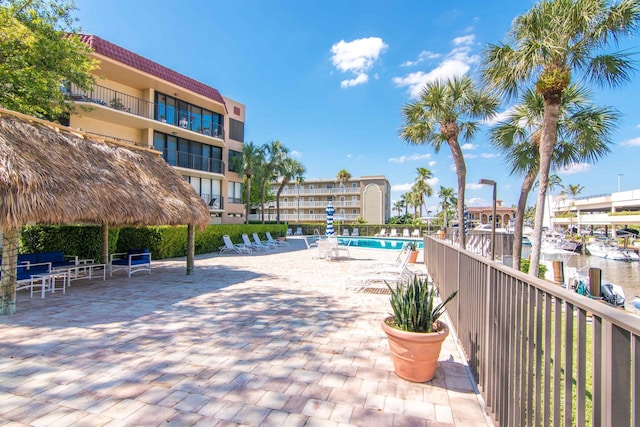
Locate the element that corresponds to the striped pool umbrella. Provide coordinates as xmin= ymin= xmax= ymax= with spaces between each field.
xmin=325 ymin=204 xmax=335 ymax=236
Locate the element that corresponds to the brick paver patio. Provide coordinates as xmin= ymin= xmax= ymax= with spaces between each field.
xmin=0 ymin=237 xmax=492 ymax=426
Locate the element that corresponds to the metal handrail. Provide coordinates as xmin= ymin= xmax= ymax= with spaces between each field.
xmin=423 ymin=236 xmax=639 ymax=426
xmin=162 ymin=149 xmax=225 ymax=174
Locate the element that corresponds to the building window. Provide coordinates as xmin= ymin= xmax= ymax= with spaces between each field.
xmin=229 ymin=118 xmax=244 ymax=141
xmin=309 ymin=210 xmax=314 ymax=215
xmin=154 ymin=131 xmax=223 ymax=173
xmin=352 ymin=196 xmax=357 ymax=201
xmin=155 ymin=92 xmax=223 ymax=137
xmin=352 ymin=209 xmax=357 ymax=214
xmin=327 ymin=196 xmax=333 ymax=202
xmin=228 ymin=149 xmax=242 ymax=173
xmin=352 ymin=183 xmax=357 ymax=188
xmin=228 ymin=182 xmax=243 ymax=204
xmin=284 ymin=198 xmax=288 ymax=203
xmin=327 ymin=184 xmax=334 ymax=189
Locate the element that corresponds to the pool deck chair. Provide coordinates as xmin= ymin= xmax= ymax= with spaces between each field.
xmin=219 ymin=235 xmax=252 ymax=254
xmin=403 ymin=229 xmax=410 ymax=237
xmin=352 ymin=228 xmax=359 ymax=236
xmin=389 ymin=229 xmax=398 ymax=237
xmin=242 ymin=233 xmax=267 ymax=251
xmin=253 ymin=232 xmax=276 ymax=249
xmin=110 ymin=249 xmax=151 ymax=277
xmin=411 ymin=229 xmax=420 ymax=237
xmin=375 ymin=228 xmax=387 ymax=237
xmin=343 ymin=229 xmax=350 ymax=236
xmin=294 ymin=227 xmax=303 ymax=236
xmin=286 ymin=228 xmax=292 ymax=236
xmin=266 ymin=231 xmax=288 ymax=246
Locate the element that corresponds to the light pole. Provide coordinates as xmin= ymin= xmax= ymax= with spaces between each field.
xmin=479 ymin=179 xmax=497 ymax=260
xmin=617 ymin=173 xmax=624 ymax=192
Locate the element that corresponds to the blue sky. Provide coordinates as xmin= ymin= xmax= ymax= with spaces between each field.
xmin=74 ymin=0 xmax=640 ymax=212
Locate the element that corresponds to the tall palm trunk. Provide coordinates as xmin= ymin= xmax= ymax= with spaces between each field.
xmin=275 ymin=180 xmax=288 ymax=224
xmin=1 ymin=228 xmax=19 ymax=315
xmin=449 ymin=140 xmax=467 ymax=248
xmin=529 ymin=98 xmax=561 ymax=276
xmin=245 ymin=176 xmax=252 ymax=224
xmin=513 ymin=171 xmax=536 ymax=270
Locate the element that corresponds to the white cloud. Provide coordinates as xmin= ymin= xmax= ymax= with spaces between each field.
xmin=346 ymin=153 xmax=352 ymax=158
xmin=330 ymin=37 xmax=388 ymax=88
xmin=388 ymin=153 xmax=432 ymax=163
xmin=401 ymin=50 xmax=441 ymax=67
xmin=290 ymin=150 xmax=303 ymax=158
xmin=392 ymin=35 xmax=479 ymax=98
xmin=392 ymin=183 xmax=413 ymax=192
xmin=483 ymin=106 xmax=516 ymax=126
xmin=480 ymin=152 xmax=500 ymax=158
xmin=461 ymin=143 xmax=477 ymax=150
xmin=453 ymin=34 xmax=475 ymax=46
xmin=428 ymin=160 xmax=437 ymax=167
xmin=449 ymin=163 xmax=457 ymax=172
xmin=466 ymin=183 xmax=484 ymax=190
xmin=558 ymin=163 xmax=592 ymax=175
xmin=620 ymin=137 xmax=640 ymax=147
xmin=341 ymin=73 xmax=368 ymax=88
xmin=427 ymin=177 xmax=440 ymax=187
xmin=465 ymin=153 xmax=478 ymax=159
xmin=466 ymin=197 xmax=486 ymax=206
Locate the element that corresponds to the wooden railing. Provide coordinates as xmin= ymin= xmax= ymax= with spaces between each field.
xmin=423 ymin=235 xmax=639 ymax=426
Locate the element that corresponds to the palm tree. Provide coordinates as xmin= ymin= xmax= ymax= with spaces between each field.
xmin=239 ymin=142 xmax=264 ymax=224
xmin=413 ymin=167 xmax=434 ymax=218
xmin=400 ymin=75 xmax=499 ymax=247
xmin=336 ymin=169 xmax=352 ymax=184
xmin=400 ymin=193 xmax=410 ymax=217
xmin=275 ymin=158 xmax=306 ymax=224
xmin=259 ymin=140 xmax=289 ymax=223
xmin=438 ymin=186 xmax=456 ymax=229
xmin=561 ymin=184 xmax=584 ymax=198
xmin=483 ymin=0 xmax=639 ymax=275
xmin=490 ymin=85 xmax=617 ymax=270
xmin=393 ymin=200 xmax=406 ymax=217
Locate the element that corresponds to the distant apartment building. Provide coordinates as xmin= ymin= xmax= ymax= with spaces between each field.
xmin=64 ymin=35 xmax=245 ymax=224
xmin=466 ymin=200 xmax=516 ymax=228
xmin=266 ymin=175 xmax=391 ymax=224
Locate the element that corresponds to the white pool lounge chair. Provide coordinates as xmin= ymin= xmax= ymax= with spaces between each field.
xmin=411 ymin=229 xmax=420 ymax=237
xmin=304 ymin=237 xmax=319 ymax=257
xmin=242 ymin=233 xmax=267 ymax=251
xmin=266 ymin=231 xmax=288 ymax=246
xmin=343 ymin=229 xmax=350 ymax=236
xmin=352 ymin=228 xmax=359 ymax=236
xmin=253 ymin=232 xmax=276 ymax=249
xmin=294 ymin=227 xmax=303 ymax=236
xmin=219 ymin=235 xmax=252 ymax=254
xmin=375 ymin=228 xmax=387 ymax=237
xmin=346 ymin=265 xmax=416 ymax=292
xmin=286 ymin=228 xmax=293 ymax=236
xmin=389 ymin=228 xmax=398 ymax=237
xmin=403 ymin=229 xmax=410 ymax=237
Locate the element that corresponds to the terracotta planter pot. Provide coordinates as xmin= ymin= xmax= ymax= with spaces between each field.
xmin=381 ymin=316 xmax=449 ymax=382
xmin=408 ymin=250 xmax=419 ymax=263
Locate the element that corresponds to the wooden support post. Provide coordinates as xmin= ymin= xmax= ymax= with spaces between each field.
xmin=552 ymin=260 xmax=564 ymax=285
xmin=186 ymin=223 xmax=195 ymax=275
xmin=101 ymin=223 xmax=109 ymax=265
xmin=589 ymin=267 xmax=601 ymax=298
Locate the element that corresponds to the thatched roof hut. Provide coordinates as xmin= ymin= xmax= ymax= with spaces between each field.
xmin=0 ymin=108 xmax=209 ymax=228
xmin=0 ymin=107 xmax=210 ymax=314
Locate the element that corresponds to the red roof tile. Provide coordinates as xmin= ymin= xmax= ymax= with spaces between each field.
xmin=77 ymin=34 xmax=226 ymax=106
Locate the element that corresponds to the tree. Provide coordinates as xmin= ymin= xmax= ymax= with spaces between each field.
xmin=490 ymin=85 xmax=617 ymax=270
xmin=393 ymin=200 xmax=405 ymax=217
xmin=275 ymin=157 xmax=306 ymax=224
xmin=0 ymin=0 xmax=97 ymax=118
xmin=483 ymin=0 xmax=639 ymax=276
xmin=400 ymin=193 xmax=409 ymax=217
xmin=561 ymin=184 xmax=585 ymax=198
xmin=400 ymin=75 xmax=499 ymax=247
xmin=259 ymin=140 xmax=288 ymax=223
xmin=336 ymin=169 xmax=352 ymax=183
xmin=438 ymin=186 xmax=457 ymax=229
xmin=413 ymin=167 xmax=434 ymax=218
xmin=238 ymin=142 xmax=264 ymax=224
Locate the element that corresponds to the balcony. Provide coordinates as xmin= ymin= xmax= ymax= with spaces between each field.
xmin=67 ymin=83 xmax=224 ymax=139
xmin=201 ymin=194 xmax=223 ymax=211
xmin=162 ymin=149 xmax=225 ymax=175
xmin=278 ymin=200 xmax=360 ymax=209
xmin=278 ymin=187 xmax=360 ymax=196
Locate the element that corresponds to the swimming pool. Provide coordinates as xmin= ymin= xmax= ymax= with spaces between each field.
xmin=336 ymin=236 xmax=423 ymax=250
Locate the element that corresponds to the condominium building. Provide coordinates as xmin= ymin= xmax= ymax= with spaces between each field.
xmin=64 ymin=35 xmax=245 ymax=224
xmin=267 ymin=175 xmax=391 ymax=224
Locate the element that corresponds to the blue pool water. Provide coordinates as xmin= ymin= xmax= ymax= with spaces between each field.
xmin=336 ymin=236 xmax=423 ymax=250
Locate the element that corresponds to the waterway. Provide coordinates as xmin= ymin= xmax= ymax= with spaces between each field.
xmin=522 ymin=245 xmax=640 ymax=307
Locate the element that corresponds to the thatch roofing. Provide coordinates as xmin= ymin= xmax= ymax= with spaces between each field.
xmin=0 ymin=107 xmax=210 ymax=229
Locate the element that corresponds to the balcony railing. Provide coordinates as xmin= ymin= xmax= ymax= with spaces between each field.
xmin=424 ymin=236 xmax=639 ymax=426
xmin=162 ymin=149 xmax=224 ymax=174
xmin=85 ymin=132 xmax=140 ymax=147
xmin=278 ymin=187 xmax=360 ymax=196
xmin=201 ymin=194 xmax=223 ymax=210
xmin=67 ymin=83 xmax=224 ymax=139
xmin=277 ymin=201 xmax=360 ymax=208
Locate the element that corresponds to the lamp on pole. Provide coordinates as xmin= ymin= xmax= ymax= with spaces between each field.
xmin=479 ymin=179 xmax=497 ymax=261
xmin=617 ymin=173 xmax=624 ymax=193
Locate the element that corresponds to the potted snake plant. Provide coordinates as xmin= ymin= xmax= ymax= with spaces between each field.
xmin=382 ymin=275 xmax=457 ymax=382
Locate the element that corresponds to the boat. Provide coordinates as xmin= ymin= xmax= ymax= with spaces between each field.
xmin=586 ymin=240 xmax=639 ymax=261
xmin=568 ymin=269 xmax=626 ymax=307
xmin=542 ymin=229 xmax=582 ymax=253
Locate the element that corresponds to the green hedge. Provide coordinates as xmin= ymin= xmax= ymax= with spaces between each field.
xmin=20 ymin=224 xmax=288 ymax=261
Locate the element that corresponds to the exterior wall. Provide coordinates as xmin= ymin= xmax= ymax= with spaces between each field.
xmin=68 ymin=37 xmax=245 ymax=225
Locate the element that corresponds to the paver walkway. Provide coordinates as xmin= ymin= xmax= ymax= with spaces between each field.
xmin=0 ymin=237 xmax=492 ymax=426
